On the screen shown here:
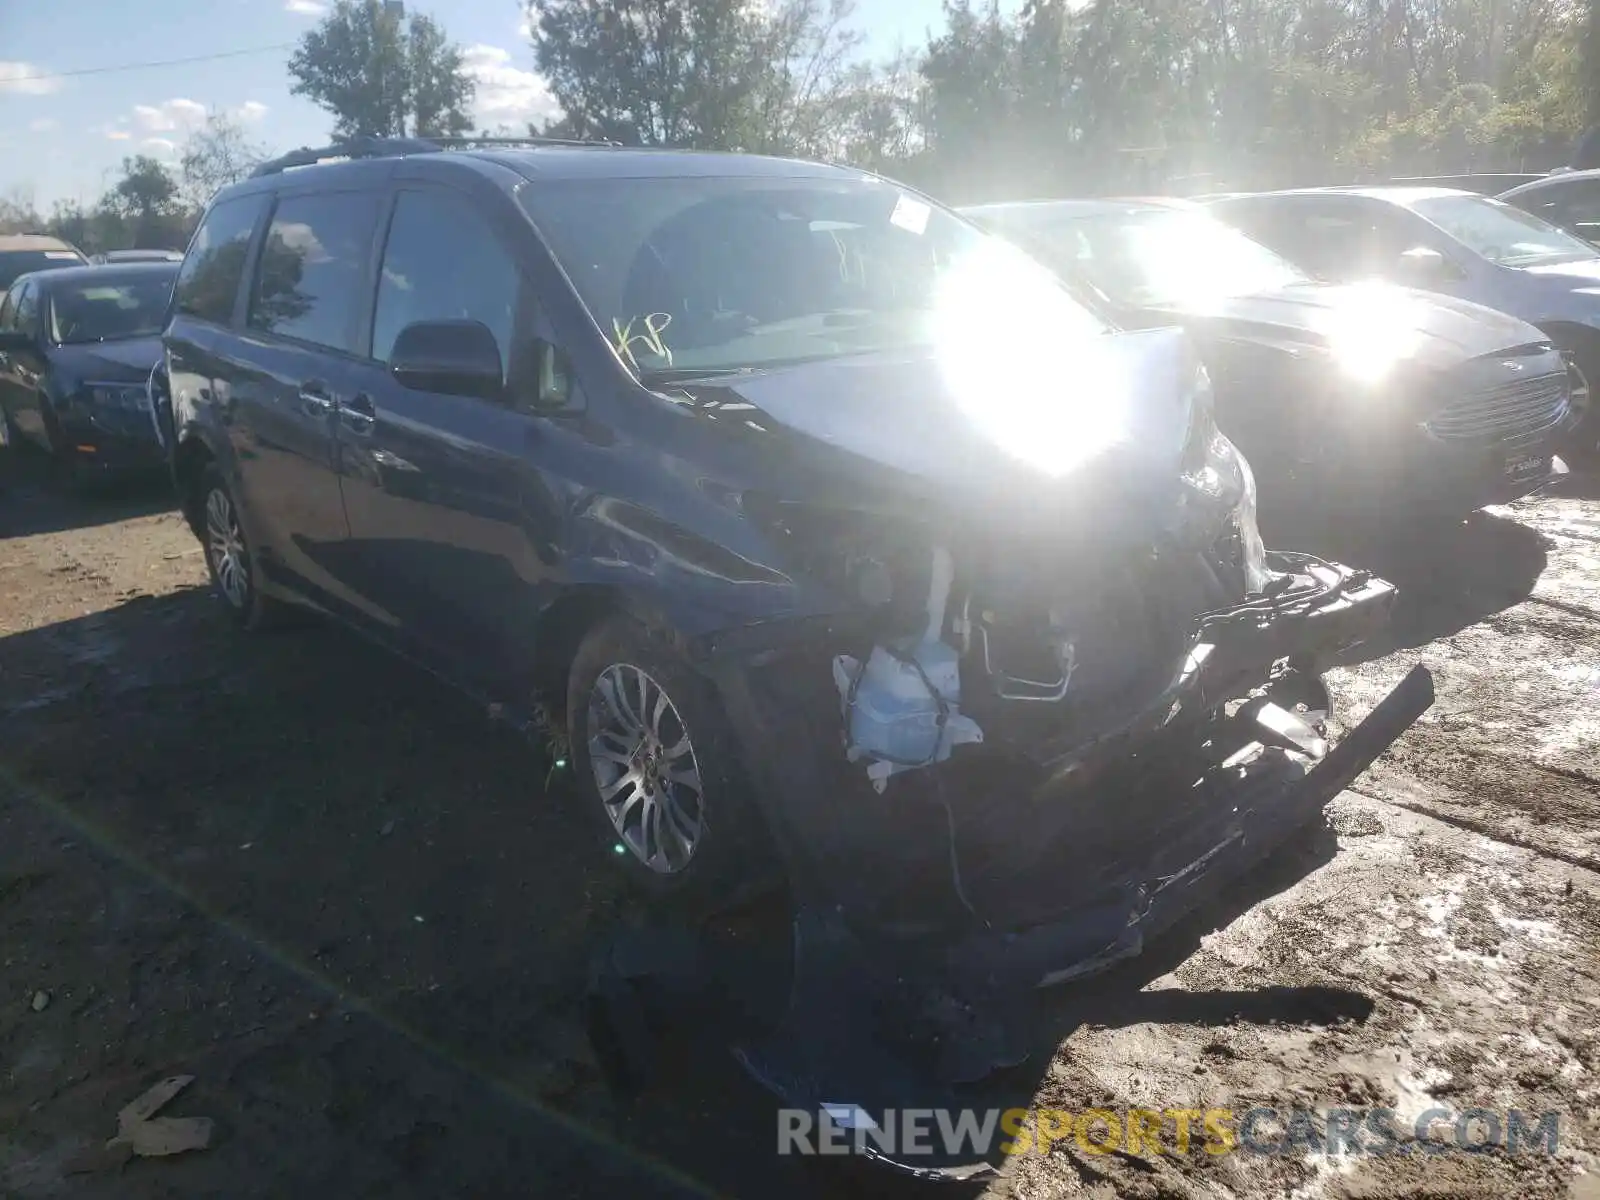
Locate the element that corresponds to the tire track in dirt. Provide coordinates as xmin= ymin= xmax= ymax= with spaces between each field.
xmin=1326 ymin=489 xmax=1600 ymax=874
xmin=985 ymin=796 xmax=1599 ymax=1199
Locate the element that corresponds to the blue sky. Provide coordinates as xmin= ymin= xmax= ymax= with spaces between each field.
xmin=0 ymin=0 xmax=989 ymax=210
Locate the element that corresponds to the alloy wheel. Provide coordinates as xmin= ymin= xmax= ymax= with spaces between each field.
xmin=205 ymin=487 xmax=250 ymax=610
xmin=586 ymin=663 xmax=706 ymax=874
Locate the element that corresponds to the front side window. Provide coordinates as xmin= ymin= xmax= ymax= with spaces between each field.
xmin=174 ymin=194 xmax=267 ymax=325
xmin=249 ymin=191 xmax=379 ymax=353
xmin=49 ymin=271 xmax=176 ymax=344
xmin=372 ymin=188 xmax=520 ymax=379
xmin=519 ymin=175 xmax=1105 ymax=378
xmin=994 ymin=207 xmax=1306 ymax=308
xmin=12 ymin=281 xmax=40 ymax=339
xmin=1411 ymin=194 xmax=1597 ymax=267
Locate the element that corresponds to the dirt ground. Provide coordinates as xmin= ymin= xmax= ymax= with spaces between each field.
xmin=2 ymin=450 xmax=1598 ymax=1199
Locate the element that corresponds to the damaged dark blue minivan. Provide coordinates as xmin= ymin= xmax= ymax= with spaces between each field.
xmin=162 ymin=138 xmax=1433 ymax=1144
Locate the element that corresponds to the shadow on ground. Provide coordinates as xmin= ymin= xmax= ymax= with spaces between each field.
xmin=0 ymin=576 xmax=1374 ymax=1197
xmin=0 ymin=449 xmax=175 ymax=539
xmin=1287 ymin=510 xmax=1551 ymax=666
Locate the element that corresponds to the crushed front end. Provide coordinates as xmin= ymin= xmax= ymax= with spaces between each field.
xmin=705 ymin=424 xmax=1428 ymax=1115
xmin=701 ymin=538 xmax=1430 ymax=1155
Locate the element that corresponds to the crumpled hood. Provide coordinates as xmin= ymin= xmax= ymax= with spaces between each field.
xmin=666 ymin=328 xmax=1200 ymax=504
xmin=1153 ymin=283 xmax=1547 ymax=370
xmin=53 ymin=335 xmax=161 ymax=383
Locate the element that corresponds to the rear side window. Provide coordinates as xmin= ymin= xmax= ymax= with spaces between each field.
xmin=249 ymin=191 xmax=379 ymax=354
xmin=174 ymin=194 xmax=267 ymax=324
xmin=0 ymin=250 xmax=85 ymax=291
xmin=371 ymin=189 xmax=520 ymax=378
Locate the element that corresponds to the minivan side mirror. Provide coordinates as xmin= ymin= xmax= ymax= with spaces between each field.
xmin=0 ymin=330 xmax=31 ymax=353
xmin=389 ymin=319 xmax=504 ymax=402
xmin=1393 ymin=245 xmax=1458 ymax=286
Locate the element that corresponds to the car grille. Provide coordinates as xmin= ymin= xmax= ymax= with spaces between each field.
xmin=1425 ymin=371 xmax=1570 ymax=447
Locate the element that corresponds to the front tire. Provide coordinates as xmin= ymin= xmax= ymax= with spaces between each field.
xmin=197 ymin=463 xmax=286 ymax=631
xmin=1548 ymin=331 xmax=1600 ymax=462
xmin=565 ymin=615 xmax=771 ymax=911
xmin=40 ymin=404 xmax=88 ymax=494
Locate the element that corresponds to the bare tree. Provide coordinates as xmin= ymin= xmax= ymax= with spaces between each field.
xmin=179 ymin=110 xmax=270 ymax=210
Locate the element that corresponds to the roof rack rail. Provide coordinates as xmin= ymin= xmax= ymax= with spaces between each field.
xmin=426 ymin=135 xmax=623 ymax=150
xmin=250 ymin=137 xmax=441 ymax=177
xmin=249 ymin=133 xmax=621 ymax=177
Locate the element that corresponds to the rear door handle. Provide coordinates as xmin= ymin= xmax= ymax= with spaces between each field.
xmin=298 ymin=381 xmax=334 ymax=419
xmin=339 ymin=392 xmax=376 ymax=435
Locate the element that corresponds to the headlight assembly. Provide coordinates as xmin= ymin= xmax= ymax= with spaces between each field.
xmin=1231 ymin=447 xmax=1272 ymax=594
xmin=743 ymin=496 xmax=935 ymax=618
xmin=82 ymin=381 xmax=152 ymax=411
xmin=1173 ymin=382 xmax=1272 ymax=595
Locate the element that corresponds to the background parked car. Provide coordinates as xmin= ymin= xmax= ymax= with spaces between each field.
xmin=0 ymin=234 xmax=88 ymax=293
xmin=964 ymin=197 xmax=1574 ymax=527
xmin=1497 ymin=169 xmax=1600 ymax=247
xmin=0 ymin=262 xmax=177 ymax=486
xmin=90 ymin=249 xmax=185 ymax=265
xmin=1207 ymin=187 xmax=1600 ymax=457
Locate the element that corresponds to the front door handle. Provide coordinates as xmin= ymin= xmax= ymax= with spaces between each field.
xmin=298 ymin=381 xmax=334 ymax=419
xmin=339 ymin=392 xmax=376 ymax=435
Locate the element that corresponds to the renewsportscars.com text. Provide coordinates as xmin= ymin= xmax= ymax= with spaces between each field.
xmin=778 ymin=1105 xmax=1561 ymax=1159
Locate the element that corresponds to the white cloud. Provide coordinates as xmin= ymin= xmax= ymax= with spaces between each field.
xmin=133 ymin=98 xmax=207 ymax=134
xmin=516 ymin=16 xmax=533 ymax=39
xmin=95 ymin=99 xmax=267 ymax=153
xmin=285 ymin=0 xmax=328 ymax=13
xmin=463 ymin=44 xmax=559 ymax=130
xmin=29 ymin=118 xmax=57 ymax=133
xmin=0 ymin=62 xmax=60 ymax=95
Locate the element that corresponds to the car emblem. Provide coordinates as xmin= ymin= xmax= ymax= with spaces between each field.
xmin=1502 ymin=359 xmax=1525 ymax=371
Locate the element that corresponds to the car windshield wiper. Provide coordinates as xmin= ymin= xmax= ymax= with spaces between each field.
xmin=636 ymin=365 xmax=770 ymax=386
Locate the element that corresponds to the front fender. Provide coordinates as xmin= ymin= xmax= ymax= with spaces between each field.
xmin=561 ymin=490 xmax=857 ymax=644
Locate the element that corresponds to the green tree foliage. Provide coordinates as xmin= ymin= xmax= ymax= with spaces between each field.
xmin=522 ymin=0 xmax=1588 ymax=197
xmin=103 ymin=156 xmax=190 ymax=249
xmin=288 ymin=0 xmax=475 ymax=139
xmin=525 ymin=0 xmax=863 ymax=149
xmin=908 ymin=0 xmax=1590 ymax=197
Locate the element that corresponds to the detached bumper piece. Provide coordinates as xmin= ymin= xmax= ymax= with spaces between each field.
xmin=730 ymin=666 xmax=1431 ymax=1176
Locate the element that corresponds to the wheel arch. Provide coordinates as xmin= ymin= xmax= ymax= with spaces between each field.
xmin=1535 ymin=319 xmax=1600 ymax=354
xmin=172 ymin=433 xmax=216 ymax=537
xmin=528 ymin=583 xmax=747 ymax=718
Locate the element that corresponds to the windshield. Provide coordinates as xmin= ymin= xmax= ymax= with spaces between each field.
xmin=0 ymin=249 xmax=88 ymax=291
xmin=1410 ymin=195 xmax=1596 ymax=267
xmin=518 ymin=176 xmax=1106 ymax=378
xmin=49 ymin=271 xmax=176 ymax=344
xmin=986 ymin=206 xmax=1306 ymax=307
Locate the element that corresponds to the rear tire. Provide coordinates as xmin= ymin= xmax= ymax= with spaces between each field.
xmin=565 ymin=615 xmax=774 ymax=914
xmin=0 ymin=407 xmax=17 ymax=492
xmin=197 ymin=463 xmax=288 ymax=632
